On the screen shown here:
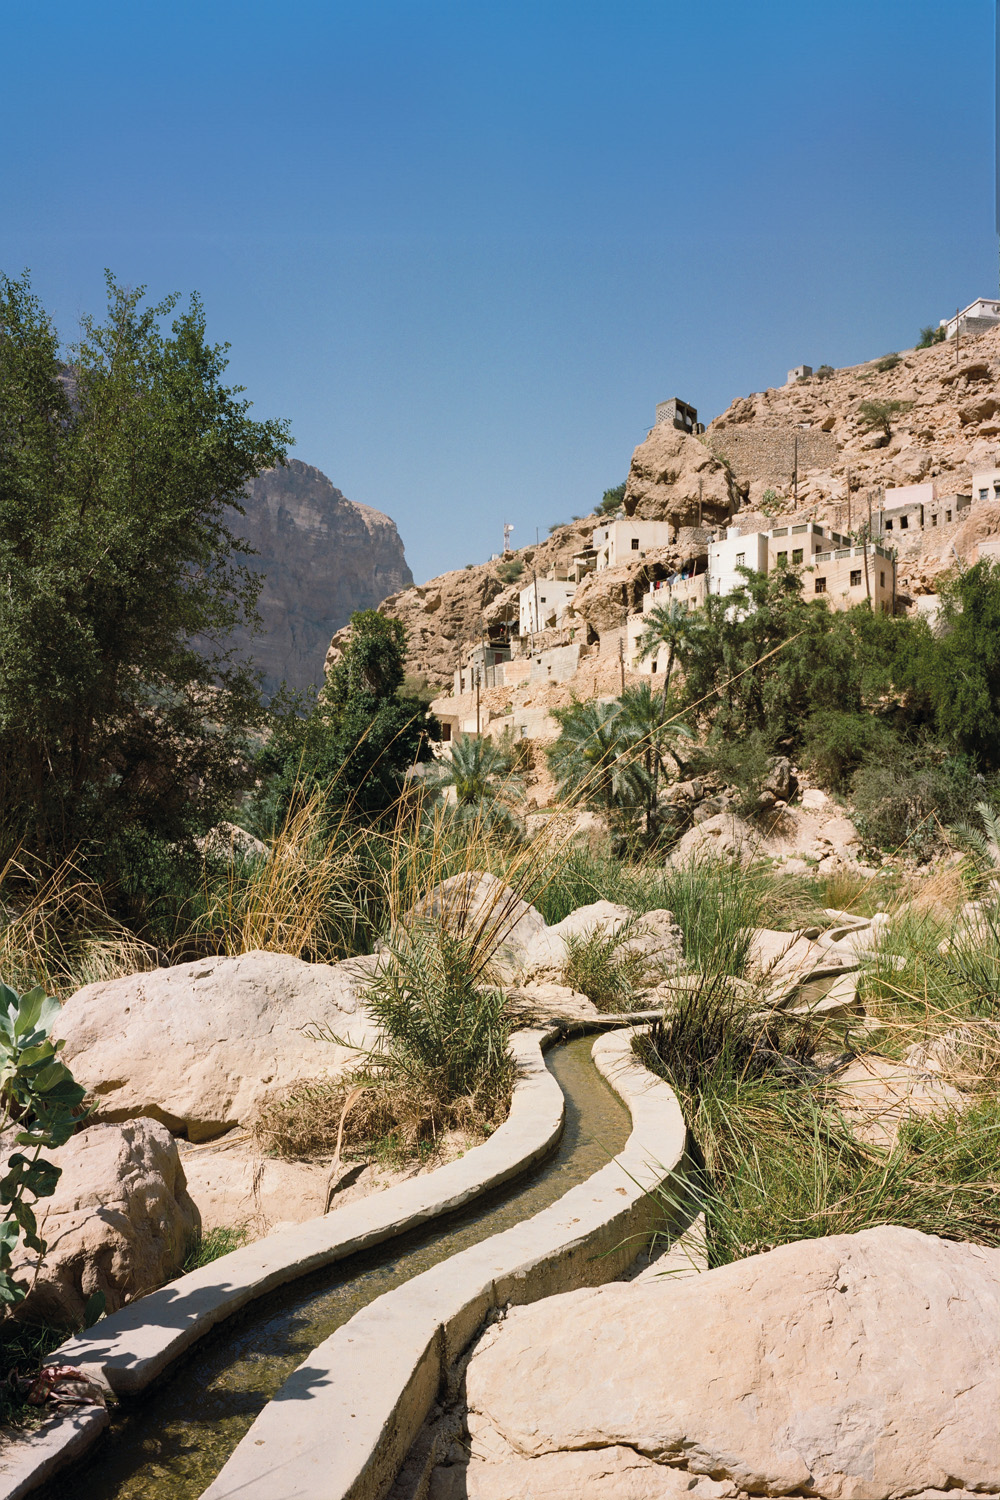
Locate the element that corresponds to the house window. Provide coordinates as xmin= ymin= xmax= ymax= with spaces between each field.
xmin=815 ymin=577 xmax=827 ymax=593
xmin=850 ymin=570 xmax=862 ymax=587
xmin=792 ymin=548 xmax=803 ymax=564
xmin=946 ymin=511 xmax=952 ymax=522
xmin=880 ymin=571 xmax=886 ymax=587
xmin=441 ymin=723 xmax=452 ymax=742
xmin=776 ymin=551 xmax=787 ymax=566
xmin=931 ymin=515 xmax=937 ymax=527
xmin=631 ymin=537 xmax=640 ymax=550
xmin=900 ymin=515 xmax=908 ymax=529
xmin=885 ymin=519 xmax=893 ymax=530
xmin=736 ymin=552 xmax=745 ymax=566
xmin=980 ymin=489 xmax=988 ymax=500
xmin=540 ymin=596 xmax=546 ymax=603
xmin=651 ymin=660 xmax=657 ymax=672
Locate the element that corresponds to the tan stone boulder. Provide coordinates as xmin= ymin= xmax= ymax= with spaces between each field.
xmin=503 ymin=981 xmax=601 ymax=1027
xmin=669 ymin=813 xmax=758 ymax=866
xmin=9 ymin=1120 xmax=198 ymax=1326
xmin=52 ymin=951 xmax=379 ymax=1141
xmin=520 ymin=901 xmax=682 ymax=980
xmin=448 ymin=1226 xmax=1000 ymax=1500
xmin=830 ymin=1053 xmax=962 ymax=1147
xmin=408 ymin=871 xmax=548 ymax=980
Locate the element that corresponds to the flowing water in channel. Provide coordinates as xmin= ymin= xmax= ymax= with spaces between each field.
xmin=53 ymin=1033 xmax=631 ymax=1500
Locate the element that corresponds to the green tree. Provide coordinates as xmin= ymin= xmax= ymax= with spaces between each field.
xmin=259 ymin=610 xmax=437 ymax=824
xmin=547 ymin=699 xmax=649 ymax=843
xmin=857 ymin=397 xmax=913 ymax=439
xmin=599 ymin=482 xmax=626 ymax=516
xmin=0 ymin=271 xmax=289 ymax=886
xmin=917 ymin=325 xmax=946 ymax=348
xmin=927 ymin=561 xmax=1000 ymax=768
xmin=636 ymin=599 xmax=704 ymax=706
xmin=617 ymin=682 xmax=693 ymax=830
xmin=423 ymin=733 xmax=523 ymax=835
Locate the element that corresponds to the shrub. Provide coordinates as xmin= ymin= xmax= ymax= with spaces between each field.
xmin=495 ymin=557 xmax=524 ymax=586
xmin=875 ymin=352 xmax=901 ymax=372
xmin=562 ymin=918 xmax=653 ymax=1012
xmin=698 ymin=731 xmax=773 ymax=815
xmin=815 ymin=364 xmax=835 ymax=380
xmin=0 ymin=983 xmax=87 ymax=1309
xmin=857 ymin=398 xmax=913 ymax=437
xmin=917 ymin=325 xmax=946 ymax=348
xmin=851 ymin=749 xmax=986 ymax=859
xmin=183 ymin=1224 xmax=250 ymax=1270
xmin=599 ymin=482 xmax=627 ymax=516
xmin=800 ymin=709 xmax=897 ymax=793
xmin=261 ymin=922 xmax=518 ymax=1164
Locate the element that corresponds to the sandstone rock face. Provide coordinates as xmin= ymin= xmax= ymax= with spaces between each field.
xmin=329 ymin=563 xmax=511 ymax=687
xmin=231 ymin=459 xmax=412 ymax=695
xmin=10 ymin=1120 xmax=198 ymax=1325
xmin=624 ymin=423 xmax=740 ymax=528
xmin=446 ymin=1227 xmax=1000 ymax=1500
xmin=52 ymin=952 xmax=379 ymax=1141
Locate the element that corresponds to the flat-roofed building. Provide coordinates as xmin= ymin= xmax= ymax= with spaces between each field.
xmin=875 ymin=482 xmax=971 ymax=536
xmin=655 ymin=397 xmax=700 ymax=433
xmin=971 ymin=467 xmax=1000 ymax=504
xmin=591 ymin=518 xmax=676 ymax=570
xmin=944 ymin=299 xmax=1000 ymax=339
xmin=518 ymin=575 xmax=578 ymax=636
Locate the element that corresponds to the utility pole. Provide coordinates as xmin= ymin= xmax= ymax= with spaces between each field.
xmin=956 ymin=306 xmax=961 ymax=363
xmin=475 ymin=669 xmax=481 ymax=736
xmin=845 ymin=465 xmax=852 ymax=531
xmin=698 ymin=476 xmax=703 ymax=528
xmin=862 ymin=491 xmax=871 ymax=604
xmin=618 ymin=633 xmax=625 ymax=695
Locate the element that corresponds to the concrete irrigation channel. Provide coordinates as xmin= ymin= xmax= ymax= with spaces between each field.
xmin=11 ymin=1024 xmax=689 ymax=1500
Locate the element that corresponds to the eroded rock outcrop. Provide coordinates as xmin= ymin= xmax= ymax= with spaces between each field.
xmin=438 ymin=1226 xmax=1000 ymax=1500
xmin=623 ymin=422 xmax=739 ymax=528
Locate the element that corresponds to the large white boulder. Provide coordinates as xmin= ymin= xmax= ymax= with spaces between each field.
xmin=9 ymin=1120 xmax=198 ymax=1326
xmin=441 ymin=1226 xmax=1000 ymax=1500
xmin=520 ymin=901 xmax=683 ymax=982
xmin=408 ymin=872 xmax=547 ymax=979
xmin=52 ymin=951 xmax=379 ymax=1141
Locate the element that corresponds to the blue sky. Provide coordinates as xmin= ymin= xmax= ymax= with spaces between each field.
xmin=1 ymin=0 xmax=996 ymax=583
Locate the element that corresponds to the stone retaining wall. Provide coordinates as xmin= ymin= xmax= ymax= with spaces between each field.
xmin=709 ymin=425 xmax=840 ymax=486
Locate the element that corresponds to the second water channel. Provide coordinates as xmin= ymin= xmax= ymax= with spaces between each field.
xmin=53 ymin=1032 xmax=632 ymax=1500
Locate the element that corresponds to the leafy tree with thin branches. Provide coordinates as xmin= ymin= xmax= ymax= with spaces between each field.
xmin=0 ymin=270 xmax=289 ymax=897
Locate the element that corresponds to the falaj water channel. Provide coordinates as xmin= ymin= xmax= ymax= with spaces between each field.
xmin=45 ymin=1033 xmax=631 ymax=1500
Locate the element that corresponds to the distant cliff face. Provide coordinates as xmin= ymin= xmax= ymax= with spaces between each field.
xmin=231 ymin=459 xmax=413 ymax=695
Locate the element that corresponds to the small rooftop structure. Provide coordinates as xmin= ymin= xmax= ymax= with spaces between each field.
xmin=942 ymin=300 xmax=1000 ymax=340
xmin=786 ymin=364 xmax=812 ymax=384
xmin=656 ymin=397 xmax=701 ymax=435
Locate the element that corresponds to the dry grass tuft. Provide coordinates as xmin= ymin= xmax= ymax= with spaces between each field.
xmin=0 ymin=854 xmax=157 ymax=1000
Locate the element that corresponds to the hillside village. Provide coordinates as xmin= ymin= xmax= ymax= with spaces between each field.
xmin=327 ymin=305 xmax=1000 ymax=803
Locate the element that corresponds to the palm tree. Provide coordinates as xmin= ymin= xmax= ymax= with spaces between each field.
xmin=423 ymin=733 xmax=523 ymax=835
xmin=618 ymin=682 xmax=694 ymax=831
xmin=546 ymin=699 xmax=650 ymax=839
xmin=636 ymin=599 xmax=703 ymax=707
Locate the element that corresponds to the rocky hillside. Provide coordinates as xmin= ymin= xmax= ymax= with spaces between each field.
xmin=328 ymin=426 xmax=739 ymax=686
xmin=233 ymin=460 xmax=412 ymax=695
xmin=709 ymin=328 xmax=1000 ymax=517
xmin=704 ymin=326 xmax=1000 ymax=596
